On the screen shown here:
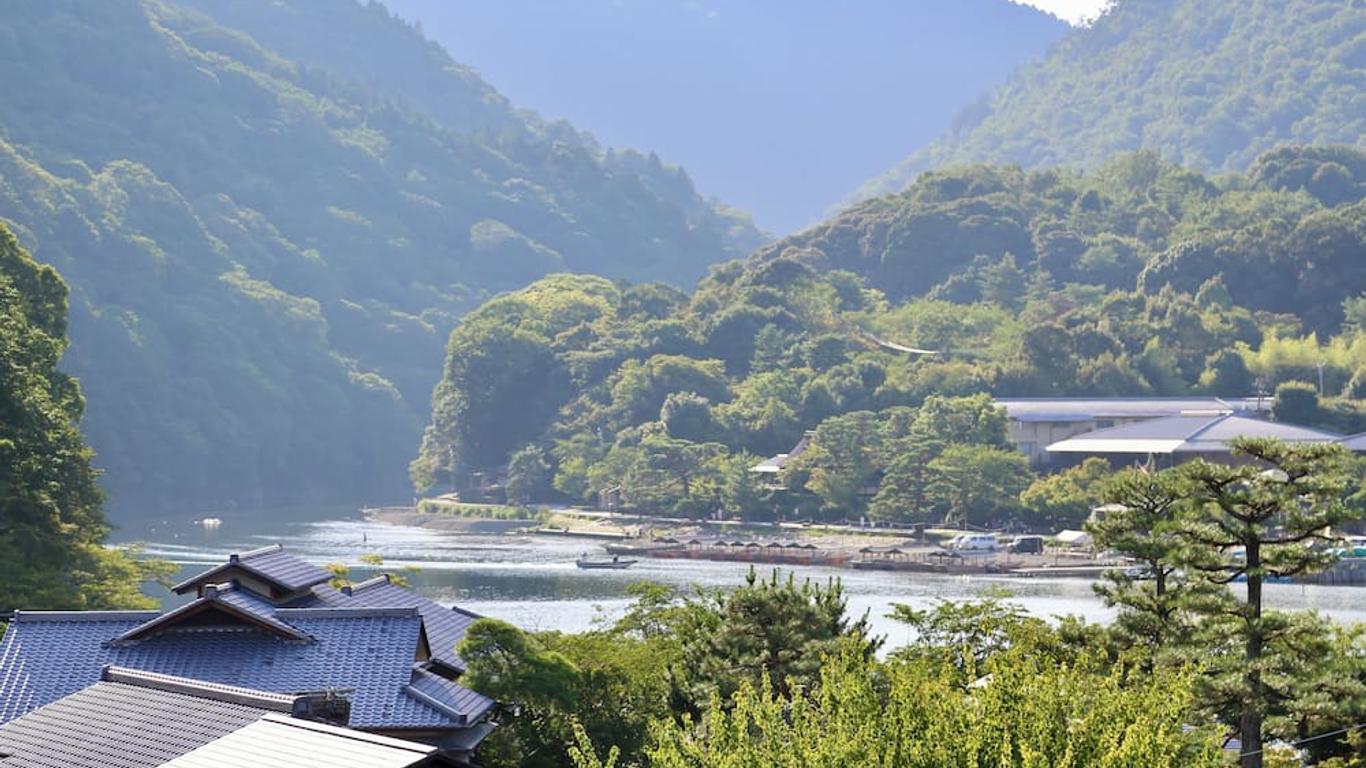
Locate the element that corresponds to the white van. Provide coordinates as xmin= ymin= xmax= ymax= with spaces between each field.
xmin=952 ymin=534 xmax=998 ymax=552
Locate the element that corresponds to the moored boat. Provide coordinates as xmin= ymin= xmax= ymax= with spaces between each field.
xmin=575 ymin=555 xmax=637 ymax=570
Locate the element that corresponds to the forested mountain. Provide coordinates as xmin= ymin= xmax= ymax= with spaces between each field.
xmin=0 ymin=0 xmax=760 ymax=516
xmin=766 ymin=147 xmax=1366 ymax=331
xmin=414 ymin=149 xmax=1366 ymax=524
xmin=377 ymin=0 xmax=1067 ymax=233
xmin=0 ymin=223 xmax=161 ymax=610
xmin=857 ymin=0 xmax=1366 ymax=201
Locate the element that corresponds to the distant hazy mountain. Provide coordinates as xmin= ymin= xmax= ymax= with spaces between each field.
xmin=0 ymin=0 xmax=761 ymax=517
xmin=857 ymin=0 xmax=1366 ymax=201
xmin=379 ymin=0 xmax=1068 ymax=234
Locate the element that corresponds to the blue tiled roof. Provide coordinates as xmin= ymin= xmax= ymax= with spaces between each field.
xmin=172 ymin=545 xmax=331 ymax=595
xmin=0 ymin=674 xmax=273 ymax=768
xmin=112 ymin=585 xmax=310 ymax=646
xmin=305 ymin=577 xmax=480 ymax=672
xmin=0 ymin=608 xmax=477 ymax=730
xmin=406 ymin=668 xmax=496 ymax=726
xmin=177 ymin=549 xmax=481 ymax=672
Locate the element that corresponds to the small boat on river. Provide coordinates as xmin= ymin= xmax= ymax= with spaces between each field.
xmin=576 ymin=554 xmax=637 ymax=570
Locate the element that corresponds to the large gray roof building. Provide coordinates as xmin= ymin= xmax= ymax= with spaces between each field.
xmin=1046 ymin=413 xmax=1342 ymax=458
xmin=995 ymin=397 xmax=1272 ymax=465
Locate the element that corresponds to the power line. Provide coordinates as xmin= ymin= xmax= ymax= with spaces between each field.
xmin=1238 ymin=721 xmax=1366 ymax=758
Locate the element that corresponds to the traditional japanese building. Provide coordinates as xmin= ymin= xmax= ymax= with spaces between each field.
xmin=0 ymin=666 xmax=449 ymax=767
xmin=0 ymin=545 xmax=497 ymax=764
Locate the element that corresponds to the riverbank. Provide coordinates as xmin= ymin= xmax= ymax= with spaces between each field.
xmin=371 ymin=504 xmax=1366 ymax=584
xmin=370 ymin=504 xmax=1112 ymax=578
xmin=126 ymin=515 xmax=1366 ymax=633
xmin=362 ymin=505 xmax=534 ymax=534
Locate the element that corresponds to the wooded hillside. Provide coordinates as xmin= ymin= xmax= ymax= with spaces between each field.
xmin=0 ymin=0 xmax=760 ymax=515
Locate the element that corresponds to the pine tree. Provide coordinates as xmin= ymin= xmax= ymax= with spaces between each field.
xmin=1088 ymin=469 xmax=1223 ymax=667
xmin=1175 ymin=439 xmax=1361 ymax=768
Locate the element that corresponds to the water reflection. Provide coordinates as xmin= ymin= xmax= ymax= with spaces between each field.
xmin=122 ymin=512 xmax=1366 ymax=644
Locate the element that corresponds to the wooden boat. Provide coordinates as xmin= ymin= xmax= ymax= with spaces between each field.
xmin=575 ymin=555 xmax=637 ymax=570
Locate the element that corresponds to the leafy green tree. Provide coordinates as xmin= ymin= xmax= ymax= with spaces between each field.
xmin=611 ymin=433 xmax=725 ymax=515
xmin=1175 ymin=439 xmax=1361 ymax=767
xmin=607 ymin=355 xmax=731 ymax=431
xmin=718 ymin=451 xmax=766 ymax=520
xmin=505 ymin=444 xmax=552 ymax=505
xmin=1020 ymin=456 xmax=1113 ymax=528
xmin=786 ymin=411 xmax=883 ymax=517
xmin=414 ymin=315 xmax=566 ymax=490
xmin=0 ymin=225 xmax=168 ymax=611
xmin=925 ymin=444 xmax=1034 ymax=527
xmin=889 ymin=594 xmax=1046 ymax=673
xmin=1200 ymin=349 xmax=1255 ymax=395
xmin=979 ymin=252 xmax=1027 ymax=309
xmin=748 ymin=324 xmax=791 ymax=374
xmin=867 ymin=444 xmax=938 ymax=523
xmin=659 ymin=391 xmax=720 ymax=443
xmin=1272 ymin=380 xmax=1321 ymax=424
xmin=458 ymin=619 xmax=614 ymax=768
xmin=670 ymin=568 xmax=880 ymax=715
xmin=910 ymin=393 xmax=1009 ymax=448
xmin=552 ymin=434 xmax=608 ymax=503
xmin=637 ymin=644 xmax=1223 ymax=768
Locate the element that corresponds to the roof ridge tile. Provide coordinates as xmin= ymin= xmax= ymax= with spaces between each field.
xmin=276 ymin=606 xmax=420 ymax=620
xmin=101 ymin=666 xmax=299 ymax=711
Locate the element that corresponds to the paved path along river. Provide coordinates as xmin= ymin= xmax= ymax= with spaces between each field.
xmin=116 ymin=508 xmax=1366 ymax=647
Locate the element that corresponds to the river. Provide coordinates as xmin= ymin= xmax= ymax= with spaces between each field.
xmin=113 ymin=507 xmax=1366 ymax=646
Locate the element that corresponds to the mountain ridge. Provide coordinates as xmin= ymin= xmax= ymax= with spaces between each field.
xmin=377 ymin=0 xmax=1068 ymax=233
xmin=0 ymin=0 xmax=760 ymax=516
xmin=855 ymin=0 xmax=1365 ymax=202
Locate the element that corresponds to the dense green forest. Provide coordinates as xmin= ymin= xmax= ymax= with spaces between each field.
xmin=858 ymin=0 xmax=1365 ymax=201
xmin=0 ymin=0 xmax=760 ymax=516
xmin=415 ymin=148 xmax=1366 ymax=526
xmin=0 ymin=223 xmax=167 ymax=611
xmin=454 ymin=437 xmax=1366 ymax=767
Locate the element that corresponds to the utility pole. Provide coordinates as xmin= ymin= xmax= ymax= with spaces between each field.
xmin=1316 ymin=360 xmax=1326 ymax=395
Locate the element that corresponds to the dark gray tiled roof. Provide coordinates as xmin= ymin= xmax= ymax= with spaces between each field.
xmin=0 ymin=606 xmax=462 ymax=729
xmin=406 ymin=668 xmax=497 ymax=725
xmin=307 ymin=576 xmax=480 ymax=672
xmin=179 ymin=550 xmax=482 ymax=672
xmin=111 ymin=584 xmax=311 ymax=646
xmin=0 ymin=670 xmax=275 ymax=768
xmin=172 ymin=545 xmax=331 ymax=595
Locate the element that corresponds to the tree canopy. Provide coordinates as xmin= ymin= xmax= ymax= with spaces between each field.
xmin=0 ymin=223 xmax=167 ymax=611
xmin=0 ymin=0 xmax=760 ymax=516
xmin=419 ymin=151 xmax=1366 ymax=525
xmin=859 ymin=0 xmax=1365 ymax=200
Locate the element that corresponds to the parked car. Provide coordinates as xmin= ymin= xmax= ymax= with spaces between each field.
xmin=952 ymin=534 xmax=999 ymax=552
xmin=1008 ymin=535 xmax=1044 ymax=554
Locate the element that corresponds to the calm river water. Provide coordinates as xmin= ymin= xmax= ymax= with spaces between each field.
xmin=113 ymin=507 xmax=1366 ymax=647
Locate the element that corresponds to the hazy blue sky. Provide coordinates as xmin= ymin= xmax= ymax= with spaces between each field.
xmin=387 ymin=0 xmax=1066 ymax=233
xmin=1013 ymin=0 xmax=1112 ymax=24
